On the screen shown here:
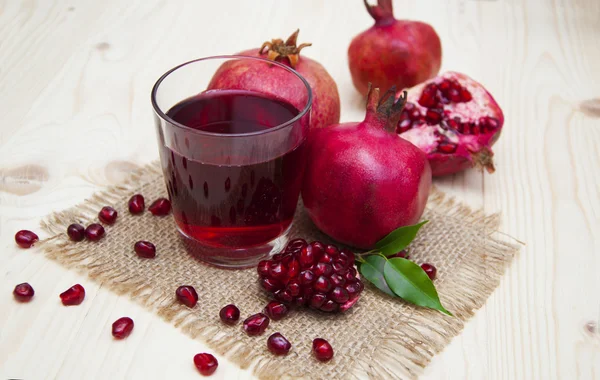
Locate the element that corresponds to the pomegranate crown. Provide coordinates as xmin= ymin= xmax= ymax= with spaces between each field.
xmin=259 ymin=29 xmax=312 ymax=69
xmin=365 ymin=84 xmax=407 ymax=132
xmin=364 ymin=0 xmax=395 ymax=24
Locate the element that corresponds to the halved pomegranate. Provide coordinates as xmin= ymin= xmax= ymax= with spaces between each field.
xmin=397 ymin=72 xmax=504 ymax=176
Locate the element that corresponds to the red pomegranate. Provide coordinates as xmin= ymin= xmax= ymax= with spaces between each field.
xmin=208 ymin=30 xmax=340 ymax=130
xmin=348 ymin=0 xmax=442 ymax=96
xmin=397 ymin=72 xmax=504 ymax=176
xmin=302 ymin=86 xmax=431 ymax=249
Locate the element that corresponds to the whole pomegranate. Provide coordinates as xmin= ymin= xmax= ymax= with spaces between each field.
xmin=397 ymin=72 xmax=504 ymax=176
xmin=302 ymin=86 xmax=431 ymax=249
xmin=208 ymin=29 xmax=340 ymax=130
xmin=348 ymin=0 xmax=442 ymax=96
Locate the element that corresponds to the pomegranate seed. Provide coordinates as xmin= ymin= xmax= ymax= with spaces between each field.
xmin=313 ymin=338 xmax=334 ymax=362
xmin=67 ymin=223 xmax=85 ymax=241
xmin=269 ymin=261 xmax=288 ymax=280
xmin=175 ymin=285 xmax=198 ymax=308
xmin=330 ymin=287 xmax=350 ymax=304
xmin=470 ymin=123 xmax=481 ymax=135
xmin=286 ymin=280 xmax=301 ymax=296
xmin=98 ymin=206 xmax=118 ymax=224
xmin=286 ymin=238 xmax=307 ymax=254
xmin=460 ymin=88 xmax=472 ymax=102
xmin=418 ymin=84 xmax=438 ymax=108
xmin=85 ymin=223 xmax=105 ymax=241
xmin=314 ymin=263 xmax=333 ymax=277
xmin=60 ymin=284 xmax=85 ymax=306
xmin=148 ymin=198 xmax=171 ymax=216
xmin=345 ymin=281 xmax=363 ymax=300
xmin=243 ymin=313 xmax=270 ymax=336
xmin=330 ymin=273 xmax=346 ymax=287
xmin=15 ymin=230 xmax=38 ymax=248
xmin=128 ymin=194 xmax=145 ymax=214
xmin=389 ymin=250 xmax=409 ymax=259
xmin=446 ymin=118 xmax=459 ymax=130
xmin=264 ymin=300 xmax=289 ymax=320
xmin=193 ymin=353 xmax=218 ymax=376
xmin=299 ymin=244 xmax=316 ymax=267
xmin=448 ymin=88 xmax=461 ymax=102
xmin=425 ymin=109 xmax=443 ymax=125
xmin=13 ymin=282 xmax=34 ymax=302
xmin=320 ymin=300 xmax=338 ymax=312
xmin=310 ymin=293 xmax=327 ymax=309
xmin=257 ymin=260 xmax=270 ymax=276
xmin=219 ymin=304 xmax=240 ymax=325
xmin=261 ymin=277 xmax=282 ymax=292
xmin=112 ymin=317 xmax=134 ymax=339
xmin=314 ymin=276 xmax=332 ymax=293
xmin=438 ymin=142 xmax=458 ymax=154
xmin=421 ymin=263 xmax=437 ymax=280
xmin=274 ymin=289 xmax=293 ymax=303
xmin=134 ymin=240 xmax=156 ymax=259
xmin=267 ymin=333 xmax=292 ymax=355
xmin=299 ymin=270 xmax=315 ymax=285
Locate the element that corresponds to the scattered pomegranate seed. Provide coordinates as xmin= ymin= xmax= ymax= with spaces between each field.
xmin=421 ymin=263 xmax=437 ymax=280
xmin=13 ymin=283 xmax=35 ymax=302
xmin=148 ymin=198 xmax=171 ymax=216
xmin=243 ymin=313 xmax=270 ymax=336
xmin=267 ymin=333 xmax=292 ymax=355
xmin=264 ymin=300 xmax=289 ymax=321
xmin=389 ymin=250 xmax=409 ymax=259
xmin=60 ymin=284 xmax=85 ymax=306
xmin=312 ymin=338 xmax=334 ymax=362
xmin=193 ymin=353 xmax=218 ymax=376
xmin=15 ymin=230 xmax=38 ymax=248
xmin=85 ymin=223 xmax=105 ymax=241
xmin=112 ymin=317 xmax=134 ymax=339
xmin=67 ymin=223 xmax=85 ymax=241
xmin=219 ymin=304 xmax=240 ymax=325
xmin=98 ymin=206 xmax=118 ymax=224
xmin=175 ymin=285 xmax=198 ymax=308
xmin=128 ymin=194 xmax=145 ymax=214
xmin=134 ymin=241 xmax=156 ymax=259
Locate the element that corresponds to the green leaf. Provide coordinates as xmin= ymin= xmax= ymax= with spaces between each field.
xmin=359 ymin=255 xmax=395 ymax=297
xmin=375 ymin=221 xmax=428 ymax=256
xmin=383 ymin=257 xmax=452 ymax=316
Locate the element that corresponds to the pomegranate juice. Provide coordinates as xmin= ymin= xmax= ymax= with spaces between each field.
xmin=162 ymin=90 xmax=307 ymax=248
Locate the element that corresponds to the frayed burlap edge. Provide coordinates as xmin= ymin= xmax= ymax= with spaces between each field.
xmin=39 ymin=162 xmax=521 ymax=379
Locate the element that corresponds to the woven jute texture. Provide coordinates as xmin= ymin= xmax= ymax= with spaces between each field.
xmin=40 ymin=162 xmax=520 ymax=379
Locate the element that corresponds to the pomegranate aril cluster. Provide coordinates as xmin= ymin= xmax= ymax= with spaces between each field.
xmin=397 ymin=78 xmax=500 ymax=154
xmin=257 ymin=239 xmax=363 ymax=313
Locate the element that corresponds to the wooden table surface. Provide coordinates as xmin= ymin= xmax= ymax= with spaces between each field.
xmin=1 ymin=0 xmax=599 ymax=379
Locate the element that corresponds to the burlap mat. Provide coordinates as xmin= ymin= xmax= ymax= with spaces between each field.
xmin=40 ymin=162 xmax=520 ymax=379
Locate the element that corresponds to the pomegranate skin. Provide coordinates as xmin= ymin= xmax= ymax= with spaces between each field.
xmin=302 ymin=88 xmax=431 ymax=249
xmin=348 ymin=0 xmax=442 ymax=96
xmin=208 ymin=30 xmax=340 ymax=130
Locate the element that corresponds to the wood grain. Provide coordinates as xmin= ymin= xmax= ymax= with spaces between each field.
xmin=1 ymin=0 xmax=599 ymax=379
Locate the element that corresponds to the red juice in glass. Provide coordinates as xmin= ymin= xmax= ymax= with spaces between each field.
xmin=152 ymin=56 xmax=312 ymax=268
xmin=164 ymin=90 xmax=306 ymax=247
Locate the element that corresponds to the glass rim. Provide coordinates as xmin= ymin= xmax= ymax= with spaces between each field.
xmin=151 ymin=55 xmax=313 ymax=138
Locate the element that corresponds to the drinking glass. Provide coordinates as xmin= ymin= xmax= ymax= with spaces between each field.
xmin=151 ymin=56 xmax=312 ymax=268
